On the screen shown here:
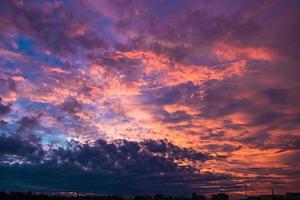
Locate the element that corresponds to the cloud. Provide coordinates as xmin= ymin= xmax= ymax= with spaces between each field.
xmin=0 ymin=78 xmax=17 ymax=103
xmin=17 ymin=116 xmax=39 ymax=133
xmin=0 ymin=135 xmax=44 ymax=163
xmin=0 ymin=48 xmax=26 ymax=61
xmin=116 ymin=50 xmax=247 ymax=88
xmin=60 ymin=97 xmax=82 ymax=114
xmin=158 ymin=110 xmax=192 ymax=124
xmin=263 ymin=88 xmax=288 ymax=105
xmin=0 ymin=102 xmax=11 ymax=115
xmin=0 ymin=137 xmax=231 ymax=195
xmin=214 ymin=42 xmax=279 ymax=61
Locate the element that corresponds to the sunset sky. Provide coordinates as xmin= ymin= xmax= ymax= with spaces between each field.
xmin=0 ymin=0 xmax=300 ymax=197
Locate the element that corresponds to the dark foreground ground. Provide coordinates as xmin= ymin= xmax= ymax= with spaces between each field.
xmin=0 ymin=191 xmax=213 ymax=200
xmin=1 ymin=191 xmax=300 ymax=200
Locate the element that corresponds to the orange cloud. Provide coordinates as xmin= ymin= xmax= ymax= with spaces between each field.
xmin=1 ymin=91 xmax=17 ymax=103
xmin=11 ymin=76 xmax=25 ymax=81
xmin=116 ymin=50 xmax=247 ymax=88
xmin=214 ymin=42 xmax=280 ymax=61
xmin=115 ymin=50 xmax=170 ymax=73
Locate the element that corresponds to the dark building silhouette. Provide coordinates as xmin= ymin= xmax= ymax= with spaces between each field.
xmin=154 ymin=194 xmax=164 ymax=200
xmin=134 ymin=196 xmax=147 ymax=200
xmin=286 ymin=193 xmax=300 ymax=200
xmin=192 ymin=192 xmax=206 ymax=200
xmin=211 ymin=193 xmax=229 ymax=200
xmin=245 ymin=193 xmax=300 ymax=200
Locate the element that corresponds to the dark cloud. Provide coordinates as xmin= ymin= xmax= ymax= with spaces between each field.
xmin=200 ymin=130 xmax=226 ymax=141
xmin=263 ymin=88 xmax=288 ymax=105
xmin=158 ymin=110 xmax=192 ymax=124
xmin=237 ymin=132 xmax=271 ymax=150
xmin=61 ymin=97 xmax=82 ymax=114
xmin=223 ymin=120 xmax=243 ymax=131
xmin=143 ymin=140 xmax=168 ymax=153
xmin=204 ymin=144 xmax=242 ymax=153
xmin=235 ymin=133 xmax=300 ymax=152
xmin=0 ymin=102 xmax=11 ymax=115
xmin=0 ymin=138 xmax=230 ymax=195
xmin=17 ymin=116 xmax=39 ymax=132
xmin=0 ymin=162 xmax=231 ymax=195
xmin=0 ymin=120 xmax=7 ymax=127
xmin=51 ymin=139 xmax=212 ymax=172
xmin=0 ymin=78 xmax=16 ymax=91
xmin=0 ymin=134 xmax=44 ymax=161
xmin=251 ymin=111 xmax=282 ymax=126
xmin=143 ymin=140 xmax=210 ymax=162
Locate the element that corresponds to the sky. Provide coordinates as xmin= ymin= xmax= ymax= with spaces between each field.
xmin=0 ymin=0 xmax=300 ymax=197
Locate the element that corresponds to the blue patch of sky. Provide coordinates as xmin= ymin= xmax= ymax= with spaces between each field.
xmin=16 ymin=36 xmax=35 ymax=56
xmin=15 ymin=35 xmax=64 ymax=67
xmin=40 ymin=131 xmax=69 ymax=148
xmin=15 ymin=98 xmax=63 ymax=118
xmin=0 ymin=1 xmax=9 ymax=12
xmin=5 ymin=61 xmax=15 ymax=68
xmin=16 ymin=99 xmax=49 ymax=112
xmin=3 ymin=35 xmax=66 ymax=81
